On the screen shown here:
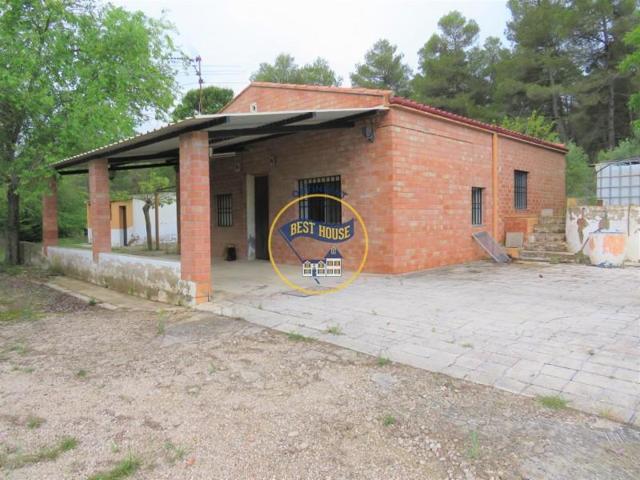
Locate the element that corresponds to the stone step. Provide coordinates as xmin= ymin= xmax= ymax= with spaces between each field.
xmin=538 ymin=215 xmax=566 ymax=225
xmin=533 ymin=224 xmax=565 ymax=234
xmin=528 ymin=232 xmax=566 ymax=243
xmin=524 ymin=242 xmax=569 ymax=253
xmin=519 ymin=250 xmax=576 ymax=263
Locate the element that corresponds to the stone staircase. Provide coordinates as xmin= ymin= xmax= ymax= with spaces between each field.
xmin=519 ymin=215 xmax=576 ymax=263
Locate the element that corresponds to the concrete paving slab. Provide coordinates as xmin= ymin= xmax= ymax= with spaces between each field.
xmin=203 ymin=260 xmax=640 ymax=422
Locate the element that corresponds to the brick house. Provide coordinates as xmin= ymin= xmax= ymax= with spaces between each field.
xmin=44 ymin=82 xmax=566 ymax=304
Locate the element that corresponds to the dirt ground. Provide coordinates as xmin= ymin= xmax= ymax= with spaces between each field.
xmin=1 ymin=270 xmax=639 ymax=480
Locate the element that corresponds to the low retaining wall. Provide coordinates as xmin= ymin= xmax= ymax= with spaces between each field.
xmin=20 ymin=241 xmax=46 ymax=266
xmin=566 ymin=206 xmax=640 ymax=262
xmin=43 ymin=246 xmax=197 ymax=305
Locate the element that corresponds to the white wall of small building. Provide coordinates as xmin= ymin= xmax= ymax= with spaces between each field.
xmin=88 ymin=194 xmax=178 ymax=248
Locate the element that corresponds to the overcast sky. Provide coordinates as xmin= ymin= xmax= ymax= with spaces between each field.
xmin=110 ymin=0 xmax=511 ymax=96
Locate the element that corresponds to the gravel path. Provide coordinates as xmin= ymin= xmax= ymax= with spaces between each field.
xmin=0 ymin=271 xmax=639 ymax=479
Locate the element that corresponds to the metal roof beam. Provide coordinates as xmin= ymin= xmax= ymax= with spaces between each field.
xmin=54 ymin=117 xmax=229 ymax=170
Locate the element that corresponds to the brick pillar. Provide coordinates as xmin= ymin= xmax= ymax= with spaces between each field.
xmin=88 ymin=158 xmax=111 ymax=262
xmin=42 ymin=176 xmax=58 ymax=255
xmin=179 ymin=131 xmax=211 ymax=303
xmin=174 ymin=164 xmax=181 ymax=254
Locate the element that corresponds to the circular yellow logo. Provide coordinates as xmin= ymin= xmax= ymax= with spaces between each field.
xmin=268 ymin=194 xmax=368 ymax=295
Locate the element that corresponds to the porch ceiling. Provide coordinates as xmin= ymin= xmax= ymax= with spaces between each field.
xmin=53 ymin=107 xmax=387 ymax=175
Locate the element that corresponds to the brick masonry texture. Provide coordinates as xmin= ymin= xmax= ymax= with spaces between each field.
xmin=180 ymin=131 xmax=212 ymax=303
xmin=215 ymin=83 xmax=566 ymax=274
xmin=88 ymin=159 xmax=111 ymax=262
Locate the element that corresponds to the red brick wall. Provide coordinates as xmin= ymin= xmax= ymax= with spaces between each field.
xmin=389 ymin=107 xmax=494 ymax=271
xmin=222 ymin=82 xmax=390 ymax=113
xmin=387 ymin=106 xmax=565 ymax=272
xmin=212 ymin=84 xmax=565 ymax=274
xmin=497 ymin=137 xmax=566 ymax=240
xmin=210 ymin=113 xmax=394 ymax=273
xmin=88 ymin=159 xmax=111 ymax=262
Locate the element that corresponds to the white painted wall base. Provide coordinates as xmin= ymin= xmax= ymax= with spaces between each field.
xmin=45 ymin=247 xmax=197 ymax=305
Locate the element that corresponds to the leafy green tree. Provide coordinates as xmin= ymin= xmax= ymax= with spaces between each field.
xmin=502 ymin=0 xmax=578 ymax=143
xmin=597 ymin=129 xmax=640 ymax=162
xmin=350 ymin=39 xmax=412 ymax=96
xmin=565 ymin=143 xmax=595 ymax=200
xmin=0 ymin=0 xmax=180 ymax=264
xmin=172 ymin=86 xmax=234 ymax=121
xmin=250 ymin=53 xmax=341 ymax=86
xmin=501 ymin=111 xmax=560 ymax=142
xmin=570 ymin=0 xmax=638 ymax=151
xmin=412 ymin=11 xmax=492 ymax=119
xmin=621 ymin=23 xmax=640 ymax=129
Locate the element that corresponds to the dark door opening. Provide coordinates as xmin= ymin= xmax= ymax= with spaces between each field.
xmin=119 ymin=205 xmax=128 ymax=247
xmin=254 ymin=176 xmax=269 ymax=260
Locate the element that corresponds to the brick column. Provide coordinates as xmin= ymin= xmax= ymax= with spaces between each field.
xmin=174 ymin=164 xmax=181 ymax=254
xmin=88 ymin=158 xmax=111 ymax=262
xmin=179 ymin=131 xmax=211 ymax=304
xmin=42 ymin=176 xmax=58 ymax=255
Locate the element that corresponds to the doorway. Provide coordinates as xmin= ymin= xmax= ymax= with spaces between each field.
xmin=119 ymin=205 xmax=128 ymax=247
xmin=254 ymin=176 xmax=269 ymax=260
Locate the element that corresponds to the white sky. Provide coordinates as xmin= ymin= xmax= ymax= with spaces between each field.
xmin=110 ymin=0 xmax=511 ymax=95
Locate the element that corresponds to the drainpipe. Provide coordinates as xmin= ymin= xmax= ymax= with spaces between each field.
xmin=492 ymin=133 xmax=499 ymax=240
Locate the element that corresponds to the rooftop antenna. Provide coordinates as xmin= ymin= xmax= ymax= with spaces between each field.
xmin=194 ymin=55 xmax=204 ymax=114
xmin=170 ymin=55 xmax=205 ymax=115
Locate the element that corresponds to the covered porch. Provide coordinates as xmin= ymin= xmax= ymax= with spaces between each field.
xmin=44 ymin=107 xmax=384 ymax=305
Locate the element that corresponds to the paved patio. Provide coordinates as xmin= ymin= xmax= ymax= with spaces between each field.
xmin=203 ymin=260 xmax=640 ymax=424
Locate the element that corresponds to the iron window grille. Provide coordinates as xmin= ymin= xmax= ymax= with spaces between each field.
xmin=216 ymin=193 xmax=233 ymax=227
xmin=514 ymin=170 xmax=528 ymax=210
xmin=472 ymin=187 xmax=483 ymax=226
xmin=298 ymin=175 xmax=342 ymax=223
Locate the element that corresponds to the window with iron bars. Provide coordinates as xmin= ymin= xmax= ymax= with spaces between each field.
xmin=216 ymin=193 xmax=232 ymax=227
xmin=471 ymin=187 xmax=483 ymax=226
xmin=298 ymin=176 xmax=341 ymax=223
xmin=514 ymin=170 xmax=528 ymax=210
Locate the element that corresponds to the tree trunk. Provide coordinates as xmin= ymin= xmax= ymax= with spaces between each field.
xmin=548 ymin=71 xmax=567 ymax=143
xmin=607 ymin=78 xmax=616 ymax=149
xmin=5 ymin=175 xmax=21 ymax=264
xmin=142 ymin=200 xmax=153 ymax=250
xmin=154 ymin=192 xmax=160 ymax=250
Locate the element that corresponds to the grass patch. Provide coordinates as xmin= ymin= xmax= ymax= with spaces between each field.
xmin=164 ymin=441 xmax=186 ymax=464
xmin=87 ymin=454 xmax=141 ymax=480
xmin=75 ymin=369 xmax=88 ymax=379
xmin=461 ymin=342 xmax=473 ymax=348
xmin=156 ymin=310 xmax=167 ymax=336
xmin=0 ymin=306 xmax=38 ymax=323
xmin=9 ymin=342 xmax=28 ymax=355
xmin=537 ymin=395 xmax=568 ymax=410
xmin=325 ymin=325 xmax=343 ymax=335
xmin=88 ymin=297 xmax=97 ymax=306
xmin=468 ymin=430 xmax=480 ymax=459
xmin=381 ymin=414 xmax=396 ymax=426
xmin=12 ymin=365 xmax=35 ymax=373
xmin=376 ymin=356 xmax=391 ymax=366
xmin=26 ymin=415 xmax=45 ymax=429
xmin=3 ymin=436 xmax=78 ymax=469
xmin=287 ymin=332 xmax=314 ymax=342
xmin=0 ymin=263 xmax=25 ymax=276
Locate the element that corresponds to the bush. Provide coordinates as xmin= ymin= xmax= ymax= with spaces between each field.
xmin=566 ymin=143 xmax=595 ymax=202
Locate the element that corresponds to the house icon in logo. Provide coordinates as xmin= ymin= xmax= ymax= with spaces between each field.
xmin=302 ymin=247 xmax=342 ymax=277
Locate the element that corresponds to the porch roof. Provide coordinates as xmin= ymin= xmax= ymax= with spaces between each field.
xmin=53 ymin=107 xmax=386 ymax=175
